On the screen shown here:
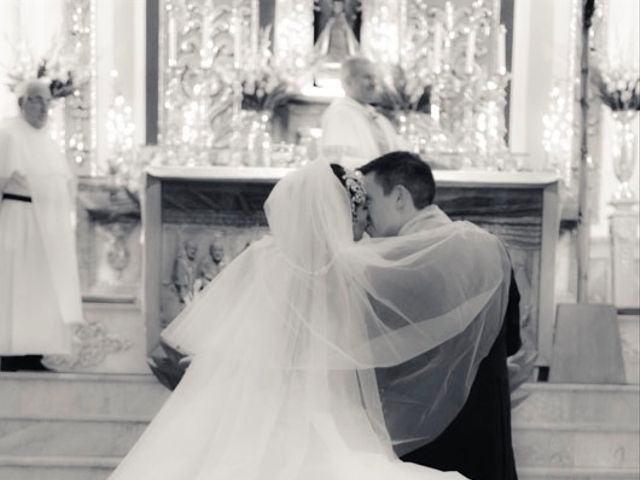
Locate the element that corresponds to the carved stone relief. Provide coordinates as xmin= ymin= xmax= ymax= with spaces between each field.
xmin=43 ymin=320 xmax=131 ymax=370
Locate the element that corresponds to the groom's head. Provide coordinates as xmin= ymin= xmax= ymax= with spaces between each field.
xmin=359 ymin=152 xmax=435 ymax=238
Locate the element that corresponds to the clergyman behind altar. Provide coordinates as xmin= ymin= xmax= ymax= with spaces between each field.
xmin=321 ymin=57 xmax=408 ymax=169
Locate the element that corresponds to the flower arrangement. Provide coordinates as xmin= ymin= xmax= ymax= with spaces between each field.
xmin=380 ymin=64 xmax=430 ymax=113
xmin=44 ymin=63 xmax=75 ymax=99
xmin=4 ymin=42 xmax=76 ymax=99
xmin=592 ymin=66 xmax=640 ymax=111
xmin=238 ymin=26 xmax=295 ymax=112
xmin=240 ymin=69 xmax=293 ymax=111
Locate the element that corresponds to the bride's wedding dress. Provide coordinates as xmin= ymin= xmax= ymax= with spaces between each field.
xmin=109 ymin=160 xmax=511 ymax=479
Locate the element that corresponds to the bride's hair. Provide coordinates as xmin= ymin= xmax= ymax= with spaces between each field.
xmin=330 ymin=163 xmax=366 ymax=216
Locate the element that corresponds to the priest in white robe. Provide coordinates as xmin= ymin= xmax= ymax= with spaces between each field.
xmin=321 ymin=57 xmax=407 ymax=169
xmin=0 ymin=79 xmax=84 ymax=371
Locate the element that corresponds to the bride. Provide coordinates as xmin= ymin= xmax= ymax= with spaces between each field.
xmin=109 ymin=159 xmax=511 ymax=479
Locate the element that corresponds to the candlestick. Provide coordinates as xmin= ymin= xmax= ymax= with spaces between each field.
xmin=431 ymin=103 xmax=440 ymax=123
xmin=202 ymin=16 xmax=210 ymax=49
xmin=250 ymin=0 xmax=259 ymax=67
xmin=443 ymin=36 xmax=451 ymax=69
xmin=495 ymin=24 xmax=506 ymax=75
xmin=433 ymin=21 xmax=442 ymax=73
xmin=465 ymin=29 xmax=476 ymax=74
xmin=168 ymin=17 xmax=178 ymax=66
xmin=445 ymin=2 xmax=454 ymax=31
xmin=233 ymin=7 xmax=242 ymax=70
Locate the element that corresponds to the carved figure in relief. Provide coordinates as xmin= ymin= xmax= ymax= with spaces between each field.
xmin=195 ymin=235 xmax=226 ymax=292
xmin=172 ymin=238 xmax=198 ymax=305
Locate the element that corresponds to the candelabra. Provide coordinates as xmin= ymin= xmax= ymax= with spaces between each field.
xmin=155 ymin=0 xmax=513 ymax=171
xmin=160 ymin=0 xmax=242 ymax=165
xmin=104 ymin=92 xmax=135 ymax=183
xmin=392 ymin=0 xmax=511 ymax=170
xmin=479 ymin=71 xmax=511 ymax=170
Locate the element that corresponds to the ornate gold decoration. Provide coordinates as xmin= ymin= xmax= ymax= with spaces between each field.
xmin=61 ymin=0 xmax=96 ymax=171
xmin=159 ymin=0 xmax=257 ymax=166
xmin=43 ymin=320 xmax=131 ymax=370
xmin=274 ymin=0 xmax=314 ymax=73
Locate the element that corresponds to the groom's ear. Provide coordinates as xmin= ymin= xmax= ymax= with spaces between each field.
xmin=394 ymin=185 xmax=410 ymax=210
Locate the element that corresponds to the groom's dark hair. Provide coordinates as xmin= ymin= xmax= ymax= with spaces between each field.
xmin=359 ymin=151 xmax=435 ymax=209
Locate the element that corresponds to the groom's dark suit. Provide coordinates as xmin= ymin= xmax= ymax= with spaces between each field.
xmin=400 ymin=273 xmax=521 ymax=480
xmin=374 ymin=205 xmax=522 ymax=480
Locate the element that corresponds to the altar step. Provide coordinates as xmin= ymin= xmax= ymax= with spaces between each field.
xmin=0 ymin=415 xmax=637 ymax=467
xmin=513 ymin=423 xmax=639 ymax=469
xmin=0 ymin=374 xmax=638 ymax=480
xmin=518 ymin=467 xmax=640 ymax=480
xmin=618 ymin=314 xmax=640 ymax=384
xmin=0 ymin=415 xmax=148 ymax=457
xmin=2 ymin=461 xmax=638 ymax=480
xmin=2 ymin=461 xmax=637 ymax=480
xmin=2 ymin=374 xmax=635 ymax=423
xmin=0 ymin=371 xmax=168 ymax=418
xmin=0 ymin=372 xmax=165 ymax=480
xmin=512 ymin=383 xmax=640 ymax=479
xmin=0 ymin=456 xmax=118 ymax=480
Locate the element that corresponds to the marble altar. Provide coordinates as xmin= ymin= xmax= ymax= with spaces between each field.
xmin=142 ymin=166 xmax=560 ymax=368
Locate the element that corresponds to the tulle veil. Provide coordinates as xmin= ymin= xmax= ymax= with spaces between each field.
xmin=109 ymin=159 xmax=510 ymax=479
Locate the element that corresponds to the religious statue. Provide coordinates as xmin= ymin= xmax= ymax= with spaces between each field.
xmin=314 ymin=0 xmax=361 ymax=65
xmin=194 ymin=235 xmax=226 ymax=292
xmin=172 ymin=239 xmax=199 ymax=305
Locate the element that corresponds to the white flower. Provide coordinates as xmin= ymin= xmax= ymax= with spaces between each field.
xmin=243 ymin=79 xmax=256 ymax=95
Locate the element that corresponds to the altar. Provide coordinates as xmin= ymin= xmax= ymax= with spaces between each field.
xmin=142 ymin=166 xmax=560 ymax=367
xmin=12 ymin=0 xmax=633 ymax=380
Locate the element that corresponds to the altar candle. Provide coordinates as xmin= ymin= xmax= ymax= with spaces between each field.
xmin=202 ymin=16 xmax=210 ymax=49
xmin=445 ymin=2 xmax=454 ymax=31
xmin=465 ymin=29 xmax=476 ymax=74
xmin=233 ymin=9 xmax=242 ymax=69
xmin=201 ymin=17 xmax=211 ymax=67
xmin=443 ymin=35 xmax=451 ymax=68
xmin=495 ymin=24 xmax=506 ymax=75
xmin=250 ymin=0 xmax=259 ymax=65
xmin=168 ymin=17 xmax=177 ymax=66
xmin=433 ymin=21 xmax=443 ymax=73
xmin=431 ymin=103 xmax=440 ymax=123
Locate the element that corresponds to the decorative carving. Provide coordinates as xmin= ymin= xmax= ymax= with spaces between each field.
xmin=61 ymin=0 xmax=96 ymax=171
xmin=385 ymin=0 xmax=510 ymax=169
xmin=172 ymin=238 xmax=199 ymax=305
xmin=194 ymin=234 xmax=227 ymax=292
xmin=609 ymin=210 xmax=640 ymax=307
xmin=104 ymin=222 xmax=136 ymax=277
xmin=160 ymin=0 xmax=242 ymax=165
xmin=76 ymin=179 xmax=141 ymax=294
xmin=42 ymin=320 xmax=131 ymax=370
xmin=275 ymin=0 xmax=314 ymax=73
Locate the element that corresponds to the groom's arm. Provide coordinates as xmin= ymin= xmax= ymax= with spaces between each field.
xmin=505 ymin=271 xmax=522 ymax=356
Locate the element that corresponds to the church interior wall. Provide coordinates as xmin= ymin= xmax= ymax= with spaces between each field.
xmin=0 ymin=0 xmax=637 ymax=308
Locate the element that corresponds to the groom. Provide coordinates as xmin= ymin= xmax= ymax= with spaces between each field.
xmin=360 ymin=151 xmax=522 ymax=480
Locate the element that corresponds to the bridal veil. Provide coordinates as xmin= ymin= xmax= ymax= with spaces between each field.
xmin=109 ymin=159 xmax=510 ymax=479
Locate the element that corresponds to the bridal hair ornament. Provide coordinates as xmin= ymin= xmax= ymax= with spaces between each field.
xmin=4 ymin=41 xmax=76 ymax=100
xmin=342 ymin=168 xmax=366 ymax=215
